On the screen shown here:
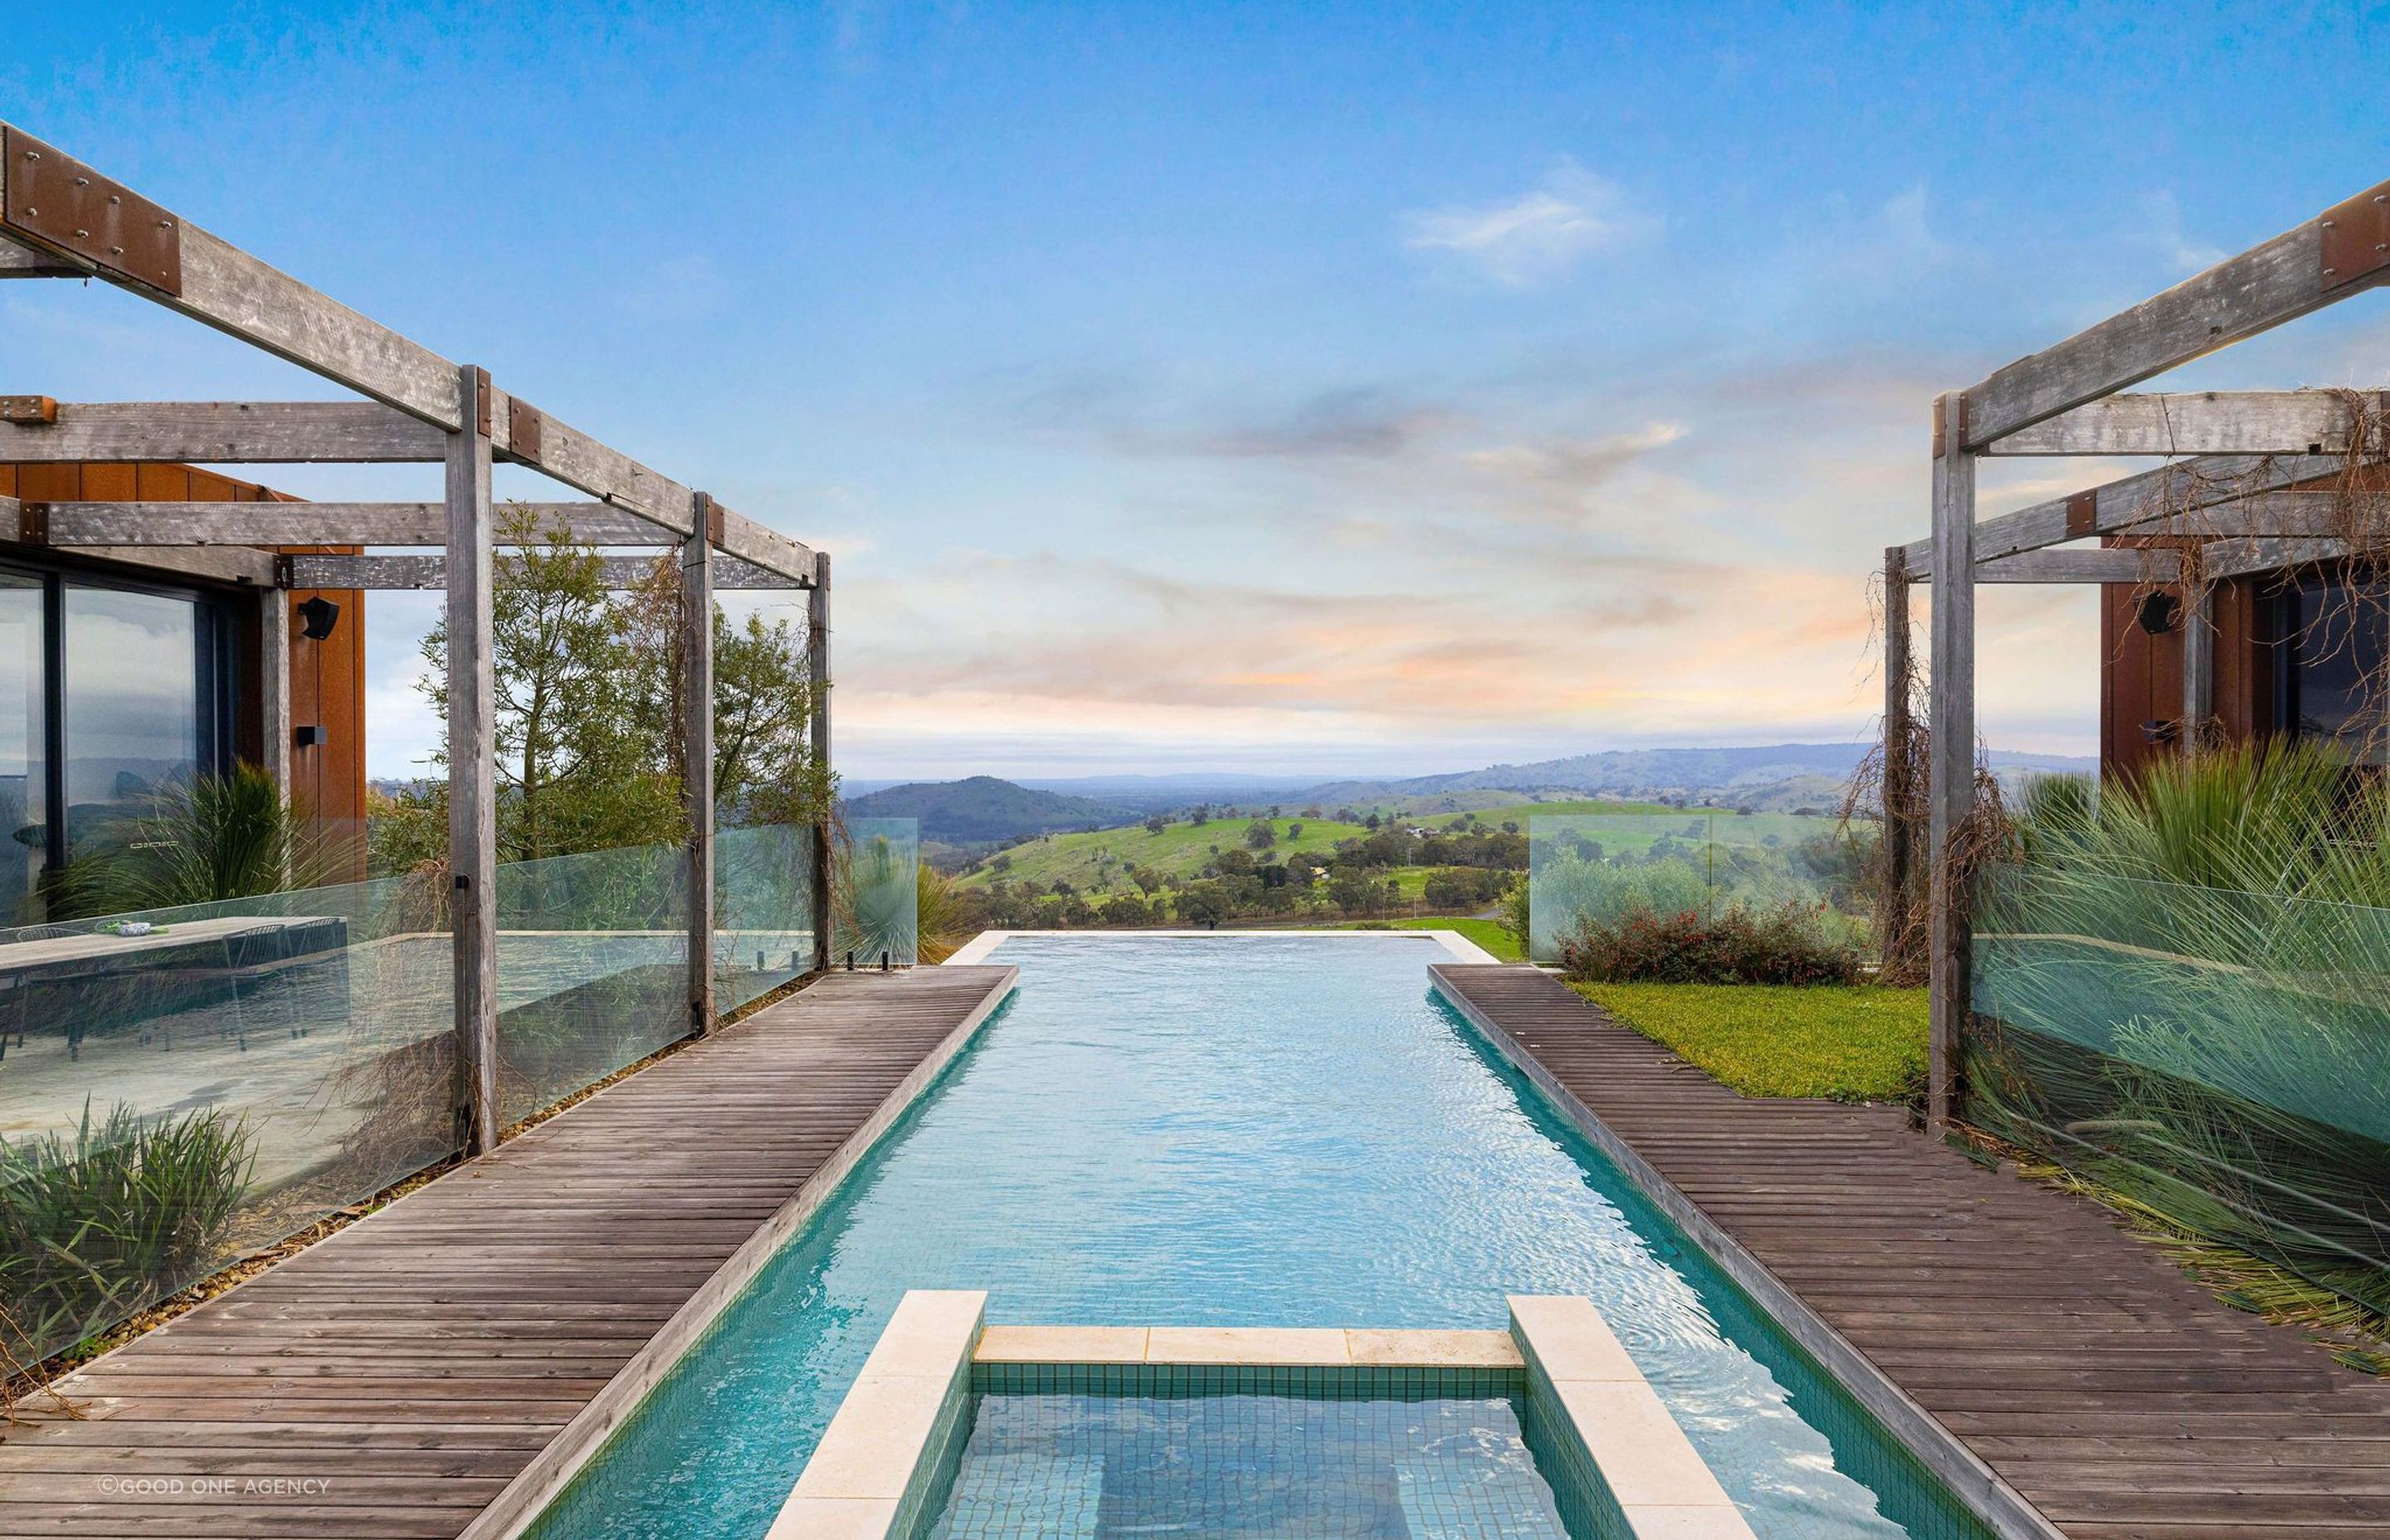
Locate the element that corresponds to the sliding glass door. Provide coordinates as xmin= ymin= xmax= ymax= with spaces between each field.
xmin=0 ymin=563 xmax=232 ymax=921
xmin=62 ymin=585 xmax=211 ymax=859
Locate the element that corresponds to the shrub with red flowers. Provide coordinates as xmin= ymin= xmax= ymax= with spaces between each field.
xmin=1558 ymin=901 xmax=1856 ymax=986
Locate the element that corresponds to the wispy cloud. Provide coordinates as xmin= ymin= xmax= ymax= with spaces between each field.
xmin=1461 ymin=422 xmax=1690 ymax=505
xmin=2134 ymin=190 xmax=2224 ymax=275
xmin=993 ymin=368 xmax=1463 ymax=462
xmin=1402 ymin=161 xmax=1655 ymax=286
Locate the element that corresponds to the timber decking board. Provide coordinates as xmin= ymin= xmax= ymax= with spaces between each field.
xmin=0 ymin=967 xmax=1015 ymax=1538
xmin=1433 ymin=963 xmax=2390 ymax=1538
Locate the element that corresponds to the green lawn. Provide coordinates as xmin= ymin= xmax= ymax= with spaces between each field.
xmin=1334 ymin=917 xmax=1523 ymax=962
xmin=1572 ymin=982 xmax=1924 ymax=1102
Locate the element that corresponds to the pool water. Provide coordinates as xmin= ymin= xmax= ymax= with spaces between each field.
xmin=931 ymin=1391 xmax=1571 ymax=1540
xmin=527 ymin=935 xmax=1985 ymax=1540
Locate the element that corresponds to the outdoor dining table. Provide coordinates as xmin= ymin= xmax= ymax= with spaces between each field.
xmin=0 ymin=914 xmax=350 ymax=1060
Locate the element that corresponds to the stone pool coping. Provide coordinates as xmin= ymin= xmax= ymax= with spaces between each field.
xmin=764 ymin=1291 xmax=1755 ymax=1540
xmin=945 ymin=926 xmax=1504 ymax=965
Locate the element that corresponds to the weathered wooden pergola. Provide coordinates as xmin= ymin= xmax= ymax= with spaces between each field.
xmin=1889 ymin=173 xmax=2389 ymax=1131
xmin=0 ymin=123 xmax=834 ymax=1153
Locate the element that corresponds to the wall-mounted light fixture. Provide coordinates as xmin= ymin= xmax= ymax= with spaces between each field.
xmin=296 ymin=596 xmax=341 ymax=641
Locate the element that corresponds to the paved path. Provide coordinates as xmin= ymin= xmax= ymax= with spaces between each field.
xmin=0 ymin=966 xmax=1017 ymax=1539
xmin=1433 ymin=962 xmax=2390 ymax=1540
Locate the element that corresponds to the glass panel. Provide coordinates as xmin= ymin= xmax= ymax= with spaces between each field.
xmin=0 ymin=575 xmax=45 ymax=922
xmin=715 ymin=822 xmax=815 ymax=1015
xmin=1526 ymin=811 xmax=1871 ymax=964
xmin=62 ymin=586 xmax=201 ymax=859
xmin=836 ymin=816 xmax=919 ymax=967
xmin=494 ymin=840 xmax=691 ymax=1124
xmin=2286 ymin=578 xmax=2390 ymax=764
xmin=1972 ymin=865 xmax=2390 ymax=1312
xmin=0 ymin=866 xmax=457 ymax=1367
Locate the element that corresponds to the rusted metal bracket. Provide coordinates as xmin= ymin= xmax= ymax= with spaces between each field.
xmin=16 ymin=500 xmax=47 ymax=545
xmin=2065 ymin=490 xmax=2097 ymax=539
xmin=507 ymin=397 xmax=544 ymax=465
xmin=2320 ymin=180 xmax=2390 ymax=290
xmin=0 ymin=128 xmax=183 ymax=295
xmin=471 ymin=367 xmax=494 ymax=438
xmin=705 ymin=495 xmax=725 ymax=545
xmin=0 ymin=394 xmax=57 ymax=423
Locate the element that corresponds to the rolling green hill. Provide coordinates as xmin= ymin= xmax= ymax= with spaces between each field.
xmin=845 ymin=775 xmax=1132 ymax=844
xmin=956 ymin=798 xmax=1841 ymax=900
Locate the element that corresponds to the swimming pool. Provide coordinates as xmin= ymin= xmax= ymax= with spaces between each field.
xmin=525 ymin=934 xmax=1987 ymax=1540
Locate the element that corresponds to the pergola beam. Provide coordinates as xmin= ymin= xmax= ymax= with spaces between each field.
xmin=2205 ymin=537 xmax=2350 ymax=582
xmin=1961 ymin=179 xmax=2390 ymax=447
xmin=491 ymin=392 xmax=692 ymax=537
xmin=31 ymin=500 xmax=678 ymax=547
xmin=279 ymin=552 xmax=809 ymax=591
xmin=0 ymin=401 xmax=446 ymax=462
xmin=1897 ymin=453 xmax=2342 ymax=569
xmin=2 ymin=127 xmax=464 ymax=426
xmin=1910 ymin=548 xmax=2181 ymax=584
xmin=2 ymin=404 xmax=817 ymax=578
xmin=1983 ymin=391 xmax=2380 ymax=457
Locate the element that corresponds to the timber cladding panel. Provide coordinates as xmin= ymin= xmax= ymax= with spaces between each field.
xmin=2098 ymin=567 xmax=2275 ymax=783
xmin=0 ymin=458 xmax=368 ymax=831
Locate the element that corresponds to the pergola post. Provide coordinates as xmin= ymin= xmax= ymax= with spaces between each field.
xmin=446 ymin=364 xmax=500 ymax=1155
xmin=1926 ymin=392 xmax=1977 ymax=1136
xmin=2182 ymin=556 xmax=2215 ymax=756
xmin=808 ymin=551 xmax=832 ymax=973
xmin=1880 ymin=547 xmax=1914 ymax=976
xmin=683 ymin=493 xmax=717 ymax=1035
xmin=258 ymin=590 xmax=290 ymax=801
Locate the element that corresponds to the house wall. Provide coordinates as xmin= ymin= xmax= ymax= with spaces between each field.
xmin=2098 ymin=566 xmax=2274 ymax=783
xmin=0 ymin=461 xmax=368 ymax=832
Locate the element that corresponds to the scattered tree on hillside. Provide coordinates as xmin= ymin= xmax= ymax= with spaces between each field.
xmin=1144 ymin=813 xmax=1168 ymax=835
xmin=1175 ymin=881 xmax=1231 ymax=927
xmin=1243 ymin=818 xmax=1275 ymax=850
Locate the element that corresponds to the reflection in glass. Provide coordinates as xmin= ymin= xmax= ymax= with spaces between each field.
xmin=2288 ymin=578 xmax=2389 ymax=764
xmin=63 ymin=586 xmax=201 ymax=856
xmin=0 ymin=575 xmax=44 ymax=918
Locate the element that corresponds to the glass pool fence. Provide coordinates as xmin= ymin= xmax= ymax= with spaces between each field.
xmin=1524 ymin=811 xmax=1874 ymax=965
xmin=1972 ymin=861 xmax=2390 ymax=1315
xmin=0 ymin=817 xmax=866 ymax=1368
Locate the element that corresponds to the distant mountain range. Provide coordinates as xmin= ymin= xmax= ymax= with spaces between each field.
xmin=844 ymin=775 xmax=1128 ymax=844
xmin=845 ymin=744 xmax=2100 ymax=846
xmin=1300 ymin=743 xmax=2093 ymax=807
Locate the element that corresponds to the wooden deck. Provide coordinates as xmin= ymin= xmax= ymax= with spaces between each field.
xmin=0 ymin=965 xmax=1017 ymax=1540
xmin=1432 ymin=962 xmax=2390 ymax=1540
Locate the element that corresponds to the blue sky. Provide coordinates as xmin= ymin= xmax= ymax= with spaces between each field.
xmin=8 ymin=2 xmax=2387 ymax=779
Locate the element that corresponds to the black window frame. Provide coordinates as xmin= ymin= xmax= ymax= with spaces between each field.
xmin=2269 ymin=565 xmax=2389 ymax=763
xmin=0 ymin=551 xmax=241 ymax=887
